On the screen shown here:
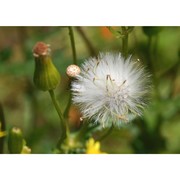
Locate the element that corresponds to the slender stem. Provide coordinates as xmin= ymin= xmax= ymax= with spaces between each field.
xmin=63 ymin=79 xmax=72 ymax=119
xmin=49 ymin=90 xmax=64 ymax=122
xmin=121 ymin=27 xmax=129 ymax=59
xmin=122 ymin=35 xmax=128 ymax=58
xmin=75 ymin=121 xmax=89 ymax=140
xmin=147 ymin=36 xmax=153 ymax=73
xmin=147 ymin=35 xmax=160 ymax=100
xmin=76 ymin=27 xmax=97 ymax=57
xmin=68 ymin=27 xmax=77 ymax=65
xmin=97 ymin=125 xmax=114 ymax=142
xmin=0 ymin=103 xmax=6 ymax=153
xmin=49 ymin=90 xmax=68 ymax=145
xmin=63 ymin=93 xmax=72 ymax=119
xmin=153 ymin=35 xmax=158 ymax=60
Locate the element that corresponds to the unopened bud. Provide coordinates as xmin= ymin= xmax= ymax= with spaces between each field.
xmin=33 ymin=42 xmax=60 ymax=91
xmin=8 ymin=127 xmax=23 ymax=154
xmin=66 ymin=64 xmax=81 ymax=78
xmin=21 ymin=145 xmax=31 ymax=154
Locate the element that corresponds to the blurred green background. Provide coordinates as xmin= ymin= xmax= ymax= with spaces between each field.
xmin=0 ymin=27 xmax=179 ymax=153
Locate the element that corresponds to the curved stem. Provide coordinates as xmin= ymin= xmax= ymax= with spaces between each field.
xmin=63 ymin=79 xmax=72 ymax=119
xmin=121 ymin=27 xmax=129 ymax=59
xmin=75 ymin=121 xmax=89 ymax=140
xmin=76 ymin=27 xmax=97 ymax=57
xmin=0 ymin=103 xmax=6 ymax=153
xmin=49 ymin=90 xmax=64 ymax=122
xmin=49 ymin=90 xmax=68 ymax=145
xmin=68 ymin=27 xmax=77 ymax=65
xmin=147 ymin=35 xmax=160 ymax=100
xmin=147 ymin=36 xmax=153 ymax=73
xmin=63 ymin=92 xmax=72 ymax=119
xmin=97 ymin=125 xmax=114 ymax=142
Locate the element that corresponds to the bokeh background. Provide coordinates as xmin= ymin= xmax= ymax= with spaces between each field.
xmin=0 ymin=26 xmax=179 ymax=153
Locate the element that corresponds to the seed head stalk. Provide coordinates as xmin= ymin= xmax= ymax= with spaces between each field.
xmin=0 ymin=103 xmax=6 ymax=153
xmin=48 ymin=90 xmax=69 ymax=146
xmin=121 ymin=27 xmax=129 ymax=59
xmin=68 ymin=27 xmax=77 ymax=65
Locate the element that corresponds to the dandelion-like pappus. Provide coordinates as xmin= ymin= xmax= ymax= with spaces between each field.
xmin=71 ymin=52 xmax=151 ymax=128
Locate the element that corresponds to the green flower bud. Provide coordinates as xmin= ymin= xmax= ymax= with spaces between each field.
xmin=33 ymin=42 xmax=60 ymax=91
xmin=8 ymin=127 xmax=23 ymax=154
xmin=66 ymin=64 xmax=81 ymax=78
xmin=21 ymin=145 xmax=31 ymax=154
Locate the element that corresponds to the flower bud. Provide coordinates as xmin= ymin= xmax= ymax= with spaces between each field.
xmin=33 ymin=42 xmax=60 ymax=91
xmin=66 ymin=64 xmax=81 ymax=78
xmin=21 ymin=145 xmax=31 ymax=154
xmin=8 ymin=127 xmax=23 ymax=154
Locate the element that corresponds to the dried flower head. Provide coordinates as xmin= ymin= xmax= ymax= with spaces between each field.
xmin=32 ymin=42 xmax=60 ymax=91
xmin=71 ymin=52 xmax=151 ymax=128
xmin=66 ymin=64 xmax=81 ymax=78
xmin=33 ymin=42 xmax=51 ymax=57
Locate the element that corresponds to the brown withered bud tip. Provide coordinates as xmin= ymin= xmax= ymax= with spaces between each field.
xmin=33 ymin=42 xmax=50 ymax=57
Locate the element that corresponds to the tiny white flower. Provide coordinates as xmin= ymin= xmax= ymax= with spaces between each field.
xmin=71 ymin=52 xmax=151 ymax=128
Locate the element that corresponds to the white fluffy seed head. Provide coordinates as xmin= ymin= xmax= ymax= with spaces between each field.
xmin=71 ymin=52 xmax=151 ymax=128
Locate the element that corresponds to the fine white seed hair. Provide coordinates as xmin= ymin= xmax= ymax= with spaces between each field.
xmin=71 ymin=52 xmax=151 ymax=128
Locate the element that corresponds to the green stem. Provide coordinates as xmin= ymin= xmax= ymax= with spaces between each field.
xmin=68 ymin=27 xmax=77 ymax=65
xmin=0 ymin=103 xmax=6 ymax=153
xmin=75 ymin=122 xmax=89 ymax=140
xmin=63 ymin=79 xmax=72 ymax=119
xmin=97 ymin=125 xmax=114 ymax=142
xmin=49 ymin=90 xmax=68 ymax=145
xmin=76 ymin=27 xmax=97 ymax=57
xmin=153 ymin=35 xmax=158 ymax=60
xmin=63 ymin=92 xmax=72 ymax=119
xmin=147 ymin=36 xmax=153 ymax=72
xmin=147 ymin=36 xmax=160 ymax=100
xmin=121 ymin=27 xmax=129 ymax=59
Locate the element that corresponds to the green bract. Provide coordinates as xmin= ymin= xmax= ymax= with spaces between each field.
xmin=34 ymin=55 xmax=60 ymax=91
xmin=33 ymin=42 xmax=60 ymax=91
xmin=8 ymin=127 xmax=23 ymax=154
